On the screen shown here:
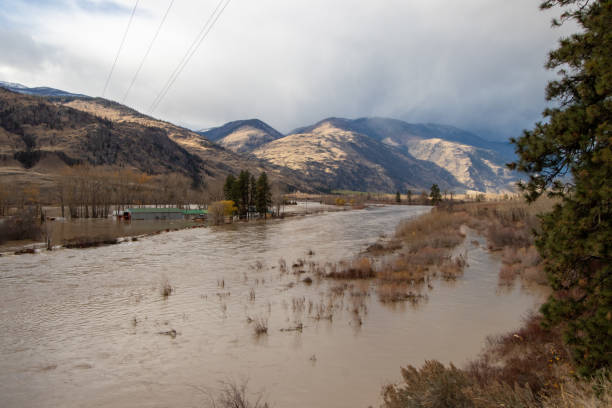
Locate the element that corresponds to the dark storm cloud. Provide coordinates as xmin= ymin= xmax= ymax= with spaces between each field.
xmin=0 ymin=0 xmax=577 ymax=141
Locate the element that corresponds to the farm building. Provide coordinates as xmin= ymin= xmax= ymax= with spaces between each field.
xmin=124 ymin=208 xmax=207 ymax=221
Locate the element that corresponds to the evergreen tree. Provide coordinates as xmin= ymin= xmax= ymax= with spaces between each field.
xmin=249 ymin=174 xmax=257 ymax=218
xmin=509 ymin=0 xmax=611 ymax=376
xmin=429 ymin=184 xmax=442 ymax=205
xmin=223 ymin=174 xmax=235 ymax=201
xmin=407 ymin=190 xmax=412 ymax=204
xmin=395 ymin=191 xmax=401 ymax=203
xmin=236 ymin=170 xmax=250 ymax=218
xmin=255 ymin=172 xmax=272 ymax=219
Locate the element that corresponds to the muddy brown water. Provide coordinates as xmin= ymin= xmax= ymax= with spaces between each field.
xmin=0 ymin=205 xmax=545 ymax=408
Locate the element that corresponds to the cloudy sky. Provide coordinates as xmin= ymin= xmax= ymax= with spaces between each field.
xmin=0 ymin=0 xmax=576 ymax=140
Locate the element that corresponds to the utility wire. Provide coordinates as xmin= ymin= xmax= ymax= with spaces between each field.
xmin=148 ymin=0 xmax=226 ymax=113
xmin=149 ymin=0 xmax=231 ymax=114
xmin=122 ymin=0 xmax=175 ymax=104
xmin=102 ymin=0 xmax=139 ymax=97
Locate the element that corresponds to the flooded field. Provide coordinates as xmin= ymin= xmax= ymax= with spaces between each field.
xmin=0 ymin=201 xmax=339 ymax=252
xmin=0 ymin=205 xmax=545 ymax=408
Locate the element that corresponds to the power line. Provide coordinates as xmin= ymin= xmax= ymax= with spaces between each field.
xmin=102 ymin=0 xmax=139 ymax=97
xmin=149 ymin=0 xmax=231 ymax=114
xmin=122 ymin=0 xmax=175 ymax=104
xmin=148 ymin=0 xmax=226 ymax=113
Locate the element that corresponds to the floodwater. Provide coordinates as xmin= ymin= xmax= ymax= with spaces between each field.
xmin=0 ymin=205 xmax=545 ymax=408
xmin=0 ymin=201 xmax=340 ymax=252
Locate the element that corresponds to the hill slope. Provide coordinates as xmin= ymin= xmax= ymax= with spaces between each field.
xmin=0 ymin=88 xmax=202 ymax=180
xmin=288 ymin=117 xmax=517 ymax=193
xmin=252 ymin=121 xmax=463 ymax=192
xmin=197 ymin=119 xmax=283 ymax=154
xmin=0 ymin=88 xmax=311 ymax=192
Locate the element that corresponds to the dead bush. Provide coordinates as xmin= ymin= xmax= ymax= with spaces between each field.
xmin=381 ymin=314 xmax=609 ymax=408
xmin=326 ymin=257 xmax=375 ymax=279
xmin=0 ymin=209 xmax=42 ymax=244
xmin=253 ymin=317 xmax=268 ymax=336
xmin=205 ymin=380 xmax=269 ymax=408
xmin=378 ymin=283 xmax=427 ymax=304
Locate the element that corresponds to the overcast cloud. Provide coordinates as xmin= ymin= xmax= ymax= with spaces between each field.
xmin=0 ymin=0 xmax=577 ymax=141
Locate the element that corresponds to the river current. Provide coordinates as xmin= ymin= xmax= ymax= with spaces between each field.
xmin=0 ymin=204 xmax=543 ymax=407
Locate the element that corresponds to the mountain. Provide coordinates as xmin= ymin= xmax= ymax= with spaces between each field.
xmin=0 ymin=88 xmax=200 ymax=181
xmin=0 ymin=87 xmax=311 ymax=192
xmin=0 ymin=80 xmax=88 ymax=98
xmin=291 ymin=117 xmax=514 ymax=159
xmin=286 ymin=117 xmax=517 ymax=193
xmin=252 ymin=120 xmax=462 ymax=192
xmin=0 ymin=81 xmax=517 ymax=194
xmin=197 ymin=119 xmax=283 ymax=154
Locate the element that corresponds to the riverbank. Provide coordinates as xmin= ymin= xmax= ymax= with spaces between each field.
xmin=366 ymin=199 xmax=611 ymax=408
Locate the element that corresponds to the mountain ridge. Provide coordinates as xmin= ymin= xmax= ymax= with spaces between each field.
xmin=0 ymin=81 xmax=518 ymax=193
xmin=252 ymin=120 xmax=464 ymax=192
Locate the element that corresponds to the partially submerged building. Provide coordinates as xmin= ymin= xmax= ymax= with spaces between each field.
xmin=123 ymin=208 xmax=207 ymax=221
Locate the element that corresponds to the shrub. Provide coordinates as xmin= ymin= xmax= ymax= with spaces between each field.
xmin=0 ymin=209 xmax=42 ymax=243
xmin=382 ymin=360 xmax=474 ymax=408
xmin=326 ymin=257 xmax=375 ymax=279
xmin=205 ymin=380 xmax=269 ymax=408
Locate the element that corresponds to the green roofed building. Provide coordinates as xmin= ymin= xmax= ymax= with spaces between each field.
xmin=124 ymin=208 xmax=207 ymax=221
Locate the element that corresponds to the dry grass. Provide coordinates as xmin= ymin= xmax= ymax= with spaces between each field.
xmin=467 ymin=314 xmax=572 ymax=396
xmin=439 ymin=254 xmax=467 ymax=281
xmin=395 ymin=210 xmax=468 ymax=253
xmin=382 ymin=313 xmax=610 ymax=408
xmin=499 ymin=246 xmax=546 ymax=286
xmin=325 ymin=257 xmax=376 ymax=279
xmin=378 ymin=283 xmax=427 ymax=304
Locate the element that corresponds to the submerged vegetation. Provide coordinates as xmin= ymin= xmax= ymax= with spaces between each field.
xmin=0 ymin=208 xmax=42 ymax=244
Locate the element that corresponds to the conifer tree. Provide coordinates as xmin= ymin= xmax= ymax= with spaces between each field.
xmin=236 ymin=170 xmax=250 ymax=218
xmin=223 ymin=174 xmax=235 ymax=202
xmin=509 ymin=0 xmax=611 ymax=376
xmin=429 ymin=184 xmax=442 ymax=205
xmin=255 ymin=172 xmax=272 ymax=219
xmin=396 ymin=191 xmax=401 ymax=203
xmin=249 ymin=174 xmax=257 ymax=218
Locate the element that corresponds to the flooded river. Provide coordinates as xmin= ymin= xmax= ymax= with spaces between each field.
xmin=0 ymin=205 xmax=544 ymax=407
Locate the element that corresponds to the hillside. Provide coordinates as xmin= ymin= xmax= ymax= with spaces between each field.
xmin=0 ymin=88 xmax=311 ymax=192
xmin=197 ymin=119 xmax=283 ymax=154
xmin=288 ymin=117 xmax=517 ymax=193
xmin=0 ymin=88 xmax=202 ymax=181
xmin=252 ymin=121 xmax=462 ymax=192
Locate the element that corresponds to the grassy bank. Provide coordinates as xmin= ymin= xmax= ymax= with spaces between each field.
xmin=382 ymin=314 xmax=610 ymax=407
xmin=370 ymin=199 xmax=611 ymax=407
